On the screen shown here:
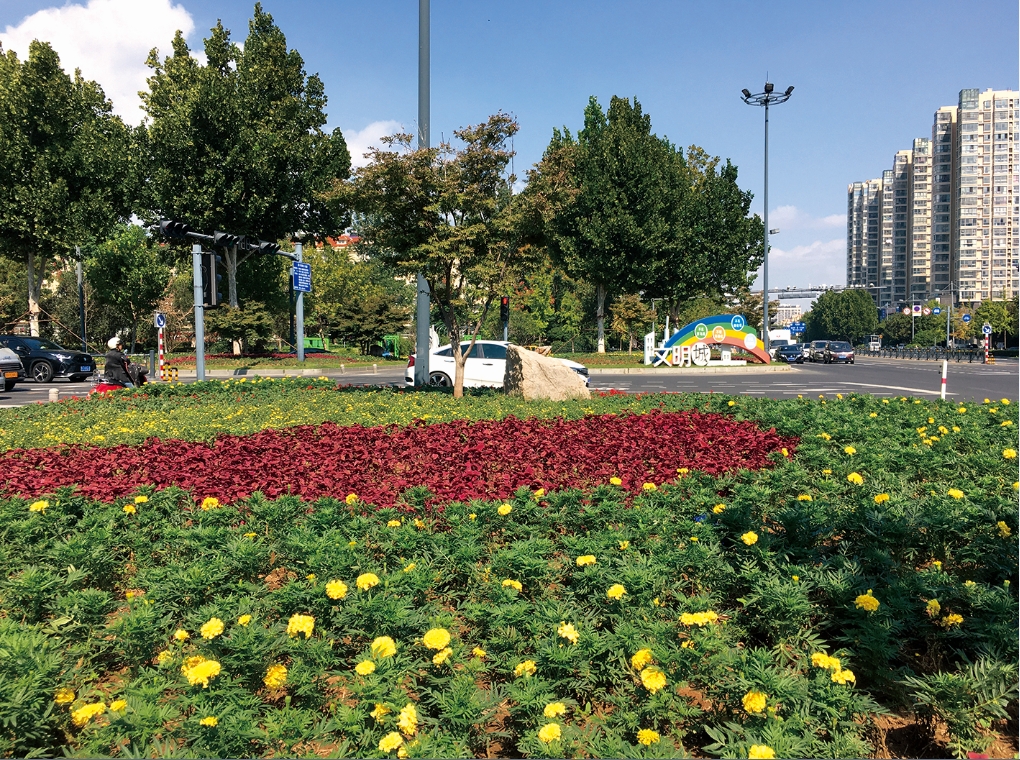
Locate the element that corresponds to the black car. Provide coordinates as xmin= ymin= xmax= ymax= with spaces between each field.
xmin=774 ymin=344 xmax=805 ymax=364
xmin=0 ymin=335 xmax=96 ymax=382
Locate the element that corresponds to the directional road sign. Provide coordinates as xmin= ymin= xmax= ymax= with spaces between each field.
xmin=932 ymin=307 xmax=941 ymax=315
xmin=982 ymin=323 xmax=992 ymax=336
xmin=292 ymin=262 xmax=312 ymax=293
xmin=789 ymin=321 xmax=806 ymax=334
xmin=962 ymin=314 xmax=971 ymax=323
xmin=154 ymin=312 xmax=167 ymax=329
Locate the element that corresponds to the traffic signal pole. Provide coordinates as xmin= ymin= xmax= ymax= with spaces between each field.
xmin=192 ymin=243 xmax=206 ymax=381
xmin=295 ymin=243 xmax=305 ymax=362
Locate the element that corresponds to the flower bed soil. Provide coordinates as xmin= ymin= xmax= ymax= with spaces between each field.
xmin=0 ymin=409 xmax=794 ymax=506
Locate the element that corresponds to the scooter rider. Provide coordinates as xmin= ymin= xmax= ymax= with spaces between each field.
xmin=104 ymin=337 xmax=134 ymax=387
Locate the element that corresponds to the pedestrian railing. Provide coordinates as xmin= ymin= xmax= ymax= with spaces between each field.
xmin=855 ymin=346 xmax=986 ymax=362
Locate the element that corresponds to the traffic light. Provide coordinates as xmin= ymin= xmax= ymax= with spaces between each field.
xmin=499 ymin=296 xmax=510 ymax=323
xmin=212 ymin=230 xmax=239 ymax=248
xmin=255 ymin=240 xmax=281 ymax=256
xmin=158 ymin=219 xmax=191 ymax=239
xmin=201 ymin=252 xmax=223 ymax=308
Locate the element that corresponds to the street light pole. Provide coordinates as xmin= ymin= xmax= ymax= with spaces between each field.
xmin=413 ymin=0 xmax=431 ymax=387
xmin=742 ymin=82 xmax=793 ymax=355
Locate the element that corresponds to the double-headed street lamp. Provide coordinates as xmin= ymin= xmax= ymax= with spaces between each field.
xmin=742 ymin=82 xmax=793 ymax=354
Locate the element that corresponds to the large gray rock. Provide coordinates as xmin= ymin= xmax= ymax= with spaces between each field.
xmin=504 ymin=345 xmax=590 ymax=401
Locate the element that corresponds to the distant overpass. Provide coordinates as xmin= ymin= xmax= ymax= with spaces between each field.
xmin=752 ymin=286 xmax=849 ymax=297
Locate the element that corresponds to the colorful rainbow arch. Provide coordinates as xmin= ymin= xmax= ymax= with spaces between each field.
xmin=663 ymin=314 xmax=770 ymax=364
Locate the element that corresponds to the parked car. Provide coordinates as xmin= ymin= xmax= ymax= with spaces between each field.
xmin=0 ymin=335 xmax=96 ymax=383
xmin=405 ymin=341 xmax=589 ymax=388
xmin=773 ymin=344 xmax=805 ymax=364
xmin=0 ymin=344 xmax=25 ymax=391
xmin=808 ymin=340 xmax=829 ymax=362
xmin=823 ymin=341 xmax=855 ymax=364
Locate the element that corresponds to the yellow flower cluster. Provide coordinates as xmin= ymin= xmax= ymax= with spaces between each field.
xmin=264 ymin=664 xmax=287 ymax=689
xmin=181 ymin=656 xmax=221 ymax=688
xmin=854 ymin=590 xmax=880 ymax=612
xmin=29 ymin=499 xmax=48 ymax=513
xmin=679 ymin=610 xmax=719 ymax=627
xmin=606 ymin=583 xmax=627 ymax=600
xmin=843 ymin=445 xmax=856 ymax=455
xmin=831 ymin=668 xmax=856 ymax=684
xmin=109 ymin=699 xmax=126 ymax=712
xmin=874 ymin=493 xmax=890 ymax=504
xmin=847 ymin=472 xmax=864 ymax=485
xmin=557 ymin=621 xmax=579 ymax=644
xmin=748 ymin=744 xmax=776 ymax=758
xmin=379 ymin=732 xmax=403 ymax=752
xmin=199 ymin=716 xmax=218 ymax=727
xmin=640 ymin=666 xmax=667 ymax=693
xmin=200 ymin=617 xmax=224 ymax=640
xmin=609 ymin=476 xmax=623 ymax=486
xmin=637 ymin=729 xmax=660 ymax=745
xmin=355 ymin=660 xmax=376 ymax=675
xmin=122 ymin=503 xmax=136 ymax=514
xmin=422 ymin=628 xmax=451 ymax=650
xmin=357 ymin=572 xmax=380 ymax=590
xmin=940 ymin=613 xmax=964 ymax=628
xmin=71 ymin=701 xmax=106 ymax=727
xmin=397 ymin=703 xmax=417 ymax=736
xmin=538 ymin=723 xmax=562 ymax=743
xmin=286 ymin=613 xmax=315 ymax=639
xmin=544 ymin=702 xmax=567 ymax=718
xmin=741 ymin=531 xmax=759 ymax=545
xmin=797 ymin=494 xmax=812 ymax=501
xmin=502 ymin=579 xmax=522 ymax=592
xmin=926 ymin=599 xmax=941 ymax=617
xmin=387 ymin=519 xmax=402 ymax=527
xmin=345 ymin=493 xmax=358 ymax=505
xmin=811 ymin=652 xmax=841 ymax=671
xmin=326 ymin=580 xmax=348 ymax=599
xmin=54 ymin=687 xmax=75 ymax=704
xmin=997 ymin=521 xmax=1011 ymax=538
xmin=575 ymin=555 xmax=596 ymax=566
xmin=631 ymin=648 xmax=654 ymax=670
xmin=514 ymin=660 xmax=537 ymax=677
xmin=432 ymin=647 xmax=452 ymax=666
xmin=713 ymin=503 xmax=726 ymax=513
xmin=497 ymin=503 xmax=512 ymax=515
xmin=742 ymin=690 xmax=767 ymax=714
xmin=947 ymin=488 xmax=964 ymax=499
xmin=200 ymin=497 xmax=220 ymax=511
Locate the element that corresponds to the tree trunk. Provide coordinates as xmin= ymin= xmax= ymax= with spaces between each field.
xmin=26 ymin=250 xmax=46 ymax=336
xmin=130 ymin=318 xmax=138 ymax=354
xmin=596 ymin=283 xmax=607 ymax=354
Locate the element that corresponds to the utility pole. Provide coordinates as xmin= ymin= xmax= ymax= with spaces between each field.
xmin=414 ymin=0 xmax=432 ymax=386
xmin=75 ymin=246 xmax=86 ymax=353
xmin=295 ymin=243 xmax=305 ymax=362
xmin=192 ymin=243 xmax=205 ymax=381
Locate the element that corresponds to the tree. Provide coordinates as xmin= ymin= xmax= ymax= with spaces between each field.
xmin=341 ymin=114 xmax=534 ymax=397
xmin=85 ymin=225 xmax=172 ymax=351
xmin=803 ymin=289 xmax=878 ymax=344
xmin=536 ymin=97 xmax=681 ymax=353
xmin=610 ymin=293 xmax=652 ymax=353
xmin=139 ymin=4 xmax=350 ymax=346
xmin=0 ymin=40 xmax=131 ymax=335
xmin=974 ymin=299 xmax=1016 ymax=348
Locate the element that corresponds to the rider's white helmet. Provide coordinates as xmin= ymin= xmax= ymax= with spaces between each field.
xmin=107 ymin=336 xmax=122 ymax=349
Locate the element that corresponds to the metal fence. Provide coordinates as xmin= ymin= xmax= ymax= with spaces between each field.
xmin=855 ymin=346 xmax=986 ymax=362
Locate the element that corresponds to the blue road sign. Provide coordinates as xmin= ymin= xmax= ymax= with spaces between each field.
xmin=878 ymin=308 xmax=887 ymax=321
xmin=292 ymin=262 xmax=312 ymax=293
xmin=932 ymin=307 xmax=941 ymax=315
xmin=154 ymin=312 xmax=167 ymax=329
xmin=962 ymin=314 xmax=972 ymax=323
xmin=982 ymin=323 xmax=992 ymax=335
xmin=788 ymin=321 xmax=806 ymax=334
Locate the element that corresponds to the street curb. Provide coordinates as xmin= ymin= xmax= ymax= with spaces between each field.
xmin=172 ymin=367 xmax=395 ymax=379
xmin=588 ymin=365 xmax=792 ymax=375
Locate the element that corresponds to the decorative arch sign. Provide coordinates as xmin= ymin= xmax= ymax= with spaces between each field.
xmin=650 ymin=314 xmax=770 ymax=366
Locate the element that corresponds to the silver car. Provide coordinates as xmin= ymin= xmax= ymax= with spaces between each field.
xmin=405 ymin=341 xmax=589 ymax=388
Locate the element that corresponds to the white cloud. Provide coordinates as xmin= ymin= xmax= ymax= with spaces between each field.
xmin=1 ymin=0 xmax=194 ymax=124
xmin=343 ymin=120 xmax=404 ymax=168
xmin=754 ymin=238 xmax=846 ymax=289
xmin=768 ymin=205 xmax=846 ymax=233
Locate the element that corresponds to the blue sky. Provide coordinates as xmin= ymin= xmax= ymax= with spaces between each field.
xmin=2 ymin=0 xmax=1017 ymax=296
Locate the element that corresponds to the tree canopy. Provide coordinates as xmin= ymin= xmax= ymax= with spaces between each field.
xmin=803 ymin=289 xmax=879 ymax=344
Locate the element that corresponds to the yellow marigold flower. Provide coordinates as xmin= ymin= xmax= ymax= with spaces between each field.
xmin=371 ymin=703 xmax=391 ymax=722
xmin=781 ymin=447 xmax=789 ymax=457
xmin=501 ymin=579 xmax=522 ymax=592
xmin=952 ymin=426 xmax=961 ymax=432
xmin=610 ymin=476 xmax=623 ymax=486
xmin=997 ymin=521 xmax=1011 ymax=538
xmin=534 ymin=488 xmax=545 ymax=499
xmin=156 ymin=649 xmax=173 ymax=665
xmin=817 ymin=432 xmax=832 ymax=440
xmin=286 ymin=614 xmax=315 ymax=639
xmin=631 ymin=648 xmax=654 ymax=670
xmin=576 ymin=555 xmax=596 ymax=566
xmin=397 ymin=703 xmax=417 ymax=736
xmin=387 ymin=519 xmax=402 ymax=527
xmin=514 ymin=660 xmax=537 ymax=677
xmin=468 ymin=513 xmax=477 ymax=520
xmin=637 ymin=729 xmax=660 ymax=745
xmin=403 ymin=562 xmax=415 ymax=572
xmin=640 ymin=666 xmax=667 ymax=693
xmin=689 ymin=536 xmax=699 ymax=542
xmin=874 ymin=493 xmax=890 ymax=504
xmin=713 ymin=503 xmax=726 ymax=513
xmin=964 ymin=580 xmax=976 ymax=588
xmin=681 ymin=640 xmax=695 ymax=649
xmin=423 ymin=628 xmax=451 ymax=650
xmin=557 ymin=621 xmax=579 ymax=644
xmin=173 ymin=628 xmax=190 ymax=642
xmin=122 ymin=503 xmax=136 ymax=514
xmin=538 ymin=723 xmax=562 ymax=743
xmin=822 ymin=468 xmax=832 ymax=475
xmin=379 ymin=732 xmax=403 ymax=752
xmin=811 ymin=652 xmax=841 ymax=670
xmin=947 ymin=488 xmax=964 ymax=499
xmin=200 ymin=617 xmax=224 ymax=640
xmin=606 ymin=583 xmax=627 ymax=600
xmin=854 ymin=591 xmax=880 ymax=613
xmin=748 ymin=744 xmax=776 ymax=759
xmin=200 ymin=497 xmax=220 ymax=511
xmin=679 ymin=610 xmax=719 ymax=626
xmin=792 ymin=575 xmax=799 ymax=582
xmin=642 ymin=482 xmax=657 ymax=491
xmin=107 ymin=699 xmax=126 ymax=712
xmin=742 ymin=690 xmax=767 ymax=714
xmin=432 ymin=647 xmax=452 ymax=666
xmin=618 ymin=540 xmax=630 ymax=550
xmin=195 ymin=715 xmax=217 ymax=728
xmin=831 ymin=669 xmax=856 ymax=685
xmin=741 ymin=531 xmax=759 ymax=546
xmin=472 ymin=647 xmax=486 ymax=659
xmin=926 ymin=599 xmax=941 ymax=617
xmin=29 ymin=500 xmax=48 ymax=513
xmin=847 ymin=472 xmax=864 ymax=485
xmin=797 ymin=494 xmax=812 ymax=501
xmin=54 ymin=687 xmax=75 ymax=705
xmin=940 ymin=613 xmax=964 ymax=628
xmin=544 ymin=702 xmax=567 ymax=718
xmin=71 ymin=701 xmax=106 ymax=727
xmin=957 ymin=406 xmax=966 ymax=413
xmin=244 ymin=532 xmax=257 ymax=538
xmin=357 ymin=572 xmax=380 ymax=591
xmin=869 ymin=412 xmax=877 ymax=418
xmin=355 ymin=660 xmax=376 ymax=675
xmin=1003 ymin=449 xmax=1017 ymax=459
xmin=345 ymin=493 xmax=358 ymax=504
xmin=728 ymin=400 xmax=736 ymax=407
xmin=414 ymin=519 xmax=425 ymax=529
xmin=1002 ymin=420 xmax=1014 ymax=427
xmin=264 ymin=664 xmax=287 ymax=689
xmin=371 ymin=635 xmax=397 ymax=658
xmin=182 ymin=658 xmax=221 ymax=688
xmin=134 ymin=495 xmax=148 ymax=504
xmin=677 ymin=467 xmax=689 ymax=475
xmin=324 ymin=580 xmax=348 ymax=600
xmin=497 ymin=503 xmax=512 ymax=516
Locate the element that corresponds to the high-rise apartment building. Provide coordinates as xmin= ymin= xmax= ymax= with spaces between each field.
xmin=848 ymin=88 xmax=1018 ymax=306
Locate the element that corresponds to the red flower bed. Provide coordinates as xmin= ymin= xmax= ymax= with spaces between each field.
xmin=0 ymin=410 xmax=795 ymax=507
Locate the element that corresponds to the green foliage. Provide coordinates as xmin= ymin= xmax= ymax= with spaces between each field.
xmin=610 ymin=293 xmax=652 ymax=352
xmin=205 ymin=303 xmax=277 ymax=351
xmin=803 ymin=289 xmax=879 ymax=344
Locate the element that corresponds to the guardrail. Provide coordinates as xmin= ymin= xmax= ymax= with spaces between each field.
xmin=855 ymin=346 xmax=986 ymax=362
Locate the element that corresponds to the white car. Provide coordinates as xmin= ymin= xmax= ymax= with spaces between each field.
xmin=405 ymin=340 xmax=589 ymax=388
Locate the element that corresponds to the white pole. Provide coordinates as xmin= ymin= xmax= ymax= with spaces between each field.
xmin=192 ymin=244 xmax=205 ymax=381
xmin=940 ymin=359 xmax=947 ymax=400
